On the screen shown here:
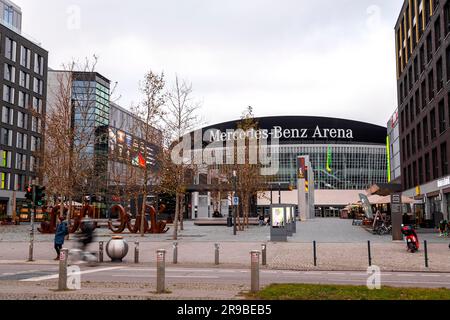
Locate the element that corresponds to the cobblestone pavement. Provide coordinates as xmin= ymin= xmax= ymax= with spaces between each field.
xmin=1 ymin=219 xmax=450 ymax=272
xmin=0 ymin=280 xmax=245 ymax=300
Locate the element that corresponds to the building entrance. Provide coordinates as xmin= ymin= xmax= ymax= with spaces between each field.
xmin=0 ymin=200 xmax=7 ymax=217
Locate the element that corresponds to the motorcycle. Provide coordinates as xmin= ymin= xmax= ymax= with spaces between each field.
xmin=376 ymin=222 xmax=392 ymax=235
xmin=401 ymin=224 xmax=419 ymax=253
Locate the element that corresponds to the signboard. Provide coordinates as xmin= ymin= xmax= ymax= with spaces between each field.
xmin=437 ymin=176 xmax=450 ymax=188
xmin=391 ymin=194 xmax=401 ymax=204
xmin=251 ymin=252 xmax=259 ymax=263
xmin=271 ymin=207 xmax=285 ymax=228
xmin=157 ymin=252 xmax=165 ymax=262
xmin=233 ymin=197 xmax=239 ymax=206
xmin=60 ymin=251 xmax=66 ymax=261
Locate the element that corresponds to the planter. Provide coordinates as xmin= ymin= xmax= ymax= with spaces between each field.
xmin=106 ymin=236 xmax=129 ymax=262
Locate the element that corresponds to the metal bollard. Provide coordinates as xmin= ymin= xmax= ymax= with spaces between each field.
xmin=368 ymin=240 xmax=372 ymax=267
xmin=135 ymin=241 xmax=139 ymax=264
xmin=250 ymin=250 xmax=260 ymax=293
xmin=156 ymin=249 xmax=166 ymax=293
xmin=58 ymin=248 xmax=69 ymax=291
xmin=215 ymin=243 xmax=220 ymax=265
xmin=313 ymin=241 xmax=317 ymax=267
xmin=261 ymin=244 xmax=267 ymax=266
xmin=424 ymin=240 xmax=429 ymax=268
xmin=98 ymin=241 xmax=104 ymax=263
xmin=173 ymin=242 xmax=178 ymax=264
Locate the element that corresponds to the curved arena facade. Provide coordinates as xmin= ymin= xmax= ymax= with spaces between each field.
xmin=188 ymin=116 xmax=388 ymax=218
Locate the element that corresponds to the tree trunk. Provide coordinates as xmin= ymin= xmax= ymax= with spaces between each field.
xmin=140 ymin=191 xmax=146 ymax=237
xmin=180 ymin=194 xmax=184 ymax=231
xmin=173 ymin=193 xmax=180 ymax=240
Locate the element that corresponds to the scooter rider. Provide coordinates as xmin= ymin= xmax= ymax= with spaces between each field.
xmin=78 ymin=217 xmax=95 ymax=253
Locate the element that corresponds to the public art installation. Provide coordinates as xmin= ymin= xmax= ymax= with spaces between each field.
xmin=38 ymin=205 xmax=96 ymax=234
xmin=108 ymin=204 xmax=169 ymax=234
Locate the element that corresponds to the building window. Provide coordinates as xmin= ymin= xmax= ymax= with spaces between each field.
xmin=432 ymin=148 xmax=439 ymax=179
xmin=426 ymin=33 xmax=433 ymax=63
xmin=407 ymin=134 xmax=411 ymax=158
xmin=413 ymin=161 xmax=418 ymax=187
xmin=33 ymin=54 xmax=44 ymax=76
xmin=0 ymin=128 xmax=12 ymax=146
xmin=20 ymin=46 xmax=31 ymax=69
xmin=421 ymin=80 xmax=427 ymax=108
xmin=3 ymin=85 xmax=14 ymax=103
xmin=5 ymin=37 xmax=16 ymax=62
xmin=412 ymin=129 xmax=416 ymax=155
xmin=446 ymin=2 xmax=450 ymax=35
xmin=430 ymin=108 xmax=437 ymax=140
xmin=420 ymin=45 xmax=425 ymax=73
xmin=415 ymin=90 xmax=420 ymax=115
xmin=424 ymin=116 xmax=429 ymax=146
xmin=428 ymin=70 xmax=435 ymax=101
xmin=425 ymin=153 xmax=431 ymax=182
xmin=414 ymin=56 xmax=419 ymax=81
xmin=19 ymin=71 xmax=30 ymax=89
xmin=29 ymin=155 xmax=36 ymax=172
xmin=437 ymin=57 xmax=443 ymax=91
xmin=18 ymin=91 xmax=29 ymax=108
xmin=405 ymin=104 xmax=410 ymax=128
xmin=32 ymin=97 xmax=42 ymax=114
xmin=30 ymin=136 xmax=40 ymax=152
xmin=419 ymin=157 xmax=424 ymax=184
xmin=442 ymin=142 xmax=449 ymax=176
xmin=15 ymin=153 xmax=26 ymax=171
xmin=0 ymin=172 xmax=9 ymax=190
xmin=0 ymin=150 xmax=11 ymax=168
xmin=439 ymin=99 xmax=446 ymax=134
xmin=33 ymin=78 xmax=43 ymax=95
xmin=435 ymin=16 xmax=442 ymax=50
xmin=4 ymin=64 xmax=15 ymax=83
xmin=410 ymin=97 xmax=415 ymax=123
xmin=17 ymin=111 xmax=27 ymax=129
xmin=16 ymin=132 xmax=27 ymax=150
xmin=1 ymin=106 xmax=12 ymax=125
xmin=417 ymin=123 xmax=422 ymax=151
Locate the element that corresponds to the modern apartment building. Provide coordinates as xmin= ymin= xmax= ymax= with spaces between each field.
xmin=395 ymin=0 xmax=450 ymax=225
xmin=0 ymin=0 xmax=48 ymax=217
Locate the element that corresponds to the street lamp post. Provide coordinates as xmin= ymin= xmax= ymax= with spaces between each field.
xmin=278 ymin=183 xmax=281 ymax=204
xmin=233 ymin=170 xmax=237 ymax=236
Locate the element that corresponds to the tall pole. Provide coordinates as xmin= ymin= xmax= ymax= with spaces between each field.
xmin=233 ymin=170 xmax=237 ymax=236
xmin=28 ymin=185 xmax=36 ymax=262
xmin=278 ymin=183 xmax=281 ymax=204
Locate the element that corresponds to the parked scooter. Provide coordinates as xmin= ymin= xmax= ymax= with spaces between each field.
xmin=401 ymin=224 xmax=419 ymax=253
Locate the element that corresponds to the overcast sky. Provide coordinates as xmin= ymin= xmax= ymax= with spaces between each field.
xmin=16 ymin=0 xmax=404 ymax=127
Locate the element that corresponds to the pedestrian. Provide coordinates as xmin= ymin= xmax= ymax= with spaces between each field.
xmin=54 ymin=215 xmax=68 ymax=260
xmin=259 ymin=214 xmax=265 ymax=226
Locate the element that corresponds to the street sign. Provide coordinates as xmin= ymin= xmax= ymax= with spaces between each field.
xmin=391 ymin=194 xmax=401 ymax=204
xmin=233 ymin=197 xmax=239 ymax=206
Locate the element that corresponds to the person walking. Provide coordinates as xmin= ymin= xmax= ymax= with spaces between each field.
xmin=54 ymin=215 xmax=68 ymax=260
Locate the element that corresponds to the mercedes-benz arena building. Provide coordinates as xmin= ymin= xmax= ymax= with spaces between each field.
xmin=188 ymin=116 xmax=388 ymax=218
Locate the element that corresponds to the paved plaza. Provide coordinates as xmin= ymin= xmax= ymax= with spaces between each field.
xmin=1 ymin=219 xmax=450 ymax=272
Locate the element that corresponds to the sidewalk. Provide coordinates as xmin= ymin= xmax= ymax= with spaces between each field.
xmin=0 ymin=280 xmax=245 ymax=300
xmin=1 ymin=241 xmax=450 ymax=273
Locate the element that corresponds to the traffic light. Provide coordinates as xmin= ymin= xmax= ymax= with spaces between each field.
xmin=25 ymin=185 xmax=33 ymax=202
xmin=35 ymin=186 xmax=46 ymax=206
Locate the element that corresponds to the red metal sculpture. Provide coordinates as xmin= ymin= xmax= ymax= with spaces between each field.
xmin=38 ymin=205 xmax=96 ymax=234
xmin=108 ymin=204 xmax=169 ymax=234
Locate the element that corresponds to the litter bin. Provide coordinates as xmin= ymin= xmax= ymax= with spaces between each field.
xmin=227 ymin=216 xmax=233 ymax=227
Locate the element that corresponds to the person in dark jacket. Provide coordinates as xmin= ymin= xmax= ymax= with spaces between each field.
xmin=54 ymin=215 xmax=68 ymax=260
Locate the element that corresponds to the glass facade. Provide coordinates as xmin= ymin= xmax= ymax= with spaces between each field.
xmin=270 ymin=144 xmax=388 ymax=190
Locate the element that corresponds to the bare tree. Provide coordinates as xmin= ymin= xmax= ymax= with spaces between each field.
xmin=132 ymin=71 xmax=166 ymax=237
xmin=161 ymin=75 xmax=202 ymax=240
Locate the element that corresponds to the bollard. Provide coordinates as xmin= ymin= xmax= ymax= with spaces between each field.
xmin=261 ymin=244 xmax=267 ymax=266
xmin=98 ymin=241 xmax=104 ymax=263
xmin=424 ymin=240 xmax=429 ymax=268
xmin=58 ymin=248 xmax=69 ymax=291
xmin=215 ymin=243 xmax=220 ymax=265
xmin=368 ymin=240 xmax=372 ymax=267
xmin=250 ymin=250 xmax=260 ymax=293
xmin=313 ymin=241 xmax=317 ymax=267
xmin=135 ymin=241 xmax=139 ymax=264
xmin=156 ymin=249 xmax=166 ymax=293
xmin=173 ymin=242 xmax=178 ymax=264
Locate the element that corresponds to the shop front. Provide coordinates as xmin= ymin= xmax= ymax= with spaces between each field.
xmin=0 ymin=198 xmax=7 ymax=218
